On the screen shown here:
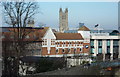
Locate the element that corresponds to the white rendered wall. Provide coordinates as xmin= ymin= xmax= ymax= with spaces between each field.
xmin=42 ymin=28 xmax=56 ymax=54
xmin=94 ymin=40 xmax=98 ymax=56
xmin=91 ymin=36 xmax=119 ymax=39
xmin=102 ymin=40 xmax=107 ymax=61
xmin=110 ymin=40 xmax=113 ymax=60
xmin=118 ymin=40 xmax=120 ymax=58
xmin=78 ymin=31 xmax=90 ymax=38
xmin=78 ymin=31 xmax=90 ymax=43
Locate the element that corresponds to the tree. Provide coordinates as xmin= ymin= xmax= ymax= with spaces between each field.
xmin=2 ymin=1 xmax=39 ymax=77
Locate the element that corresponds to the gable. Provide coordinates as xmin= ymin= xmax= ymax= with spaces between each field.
xmin=43 ymin=28 xmax=56 ymax=39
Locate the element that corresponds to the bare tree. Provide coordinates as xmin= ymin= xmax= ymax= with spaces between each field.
xmin=2 ymin=1 xmax=39 ymax=77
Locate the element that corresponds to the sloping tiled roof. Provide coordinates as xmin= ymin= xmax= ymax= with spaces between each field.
xmin=54 ymin=33 xmax=83 ymax=40
xmin=78 ymin=26 xmax=90 ymax=31
xmin=2 ymin=27 xmax=49 ymax=42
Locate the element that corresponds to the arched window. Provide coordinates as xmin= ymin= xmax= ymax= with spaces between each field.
xmin=68 ymin=49 xmax=70 ymax=53
xmin=62 ymin=49 xmax=65 ymax=53
xmin=80 ymin=48 xmax=82 ymax=52
xmin=74 ymin=48 xmax=76 ymax=52
xmin=56 ymin=49 xmax=58 ymax=53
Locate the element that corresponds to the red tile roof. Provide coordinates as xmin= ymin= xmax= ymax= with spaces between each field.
xmin=54 ymin=33 xmax=83 ymax=40
xmin=2 ymin=27 xmax=49 ymax=42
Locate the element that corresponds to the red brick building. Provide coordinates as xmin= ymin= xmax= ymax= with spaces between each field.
xmin=2 ymin=26 xmax=90 ymax=57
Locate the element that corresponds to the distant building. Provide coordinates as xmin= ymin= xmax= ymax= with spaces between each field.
xmin=79 ymin=23 xmax=84 ymax=28
xmin=59 ymin=8 xmax=68 ymax=32
xmin=1 ymin=27 xmax=43 ymax=57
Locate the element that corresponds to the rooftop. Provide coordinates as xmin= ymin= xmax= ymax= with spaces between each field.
xmin=78 ymin=26 xmax=90 ymax=31
xmin=54 ymin=33 xmax=83 ymax=40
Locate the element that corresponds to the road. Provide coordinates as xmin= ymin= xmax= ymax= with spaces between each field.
xmin=24 ymin=63 xmax=120 ymax=77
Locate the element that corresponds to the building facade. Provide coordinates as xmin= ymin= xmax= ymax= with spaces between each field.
xmin=41 ymin=27 xmax=89 ymax=57
xmin=90 ymin=30 xmax=120 ymax=61
xmin=64 ymin=26 xmax=120 ymax=60
xmin=59 ymin=8 xmax=68 ymax=32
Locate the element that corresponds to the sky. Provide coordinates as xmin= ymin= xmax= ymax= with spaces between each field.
xmin=34 ymin=2 xmax=118 ymax=30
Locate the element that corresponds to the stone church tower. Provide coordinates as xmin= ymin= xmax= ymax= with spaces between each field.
xmin=59 ymin=8 xmax=68 ymax=32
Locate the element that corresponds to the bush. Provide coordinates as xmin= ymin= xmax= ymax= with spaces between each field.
xmin=82 ymin=61 xmax=89 ymax=64
xmin=35 ymin=58 xmax=53 ymax=73
xmin=35 ymin=58 xmax=65 ymax=73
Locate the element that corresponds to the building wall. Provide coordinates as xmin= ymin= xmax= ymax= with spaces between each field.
xmin=83 ymin=43 xmax=90 ymax=54
xmin=90 ymin=35 xmax=120 ymax=60
xmin=41 ymin=27 xmax=89 ymax=57
xmin=77 ymin=31 xmax=90 ymax=55
xmin=41 ymin=39 xmax=86 ymax=57
xmin=42 ymin=28 xmax=56 ymax=55
xmin=41 ymin=47 xmax=48 ymax=56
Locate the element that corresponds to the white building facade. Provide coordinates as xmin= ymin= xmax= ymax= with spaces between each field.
xmin=90 ymin=31 xmax=120 ymax=61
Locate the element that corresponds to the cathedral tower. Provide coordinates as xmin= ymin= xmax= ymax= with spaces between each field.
xmin=59 ymin=8 xmax=68 ymax=32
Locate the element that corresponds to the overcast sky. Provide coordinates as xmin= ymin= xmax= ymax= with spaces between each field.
xmin=34 ymin=2 xmax=118 ymax=30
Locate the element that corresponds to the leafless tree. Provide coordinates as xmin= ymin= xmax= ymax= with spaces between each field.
xmin=2 ymin=1 xmax=39 ymax=77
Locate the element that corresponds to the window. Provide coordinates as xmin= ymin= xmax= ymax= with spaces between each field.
xmin=62 ymin=49 xmax=65 ymax=53
xmin=90 ymin=40 xmax=94 ymax=46
xmin=51 ymin=39 xmax=55 ymax=45
xmin=42 ymin=39 xmax=47 ymax=45
xmin=63 ymin=42 xmax=65 ymax=46
xmin=68 ymin=49 xmax=70 ymax=53
xmin=107 ymin=47 xmax=110 ymax=53
xmin=98 ymin=48 xmax=102 ymax=53
xmin=80 ymin=48 xmax=82 ymax=52
xmin=113 ymin=47 xmax=119 ymax=53
xmin=107 ymin=40 xmax=110 ymax=46
xmin=45 ymin=39 xmax=47 ymax=45
xmin=98 ymin=40 xmax=102 ymax=46
xmin=56 ymin=49 xmax=58 ymax=53
xmin=113 ymin=40 xmax=119 ymax=46
xmin=91 ymin=48 xmax=94 ymax=54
